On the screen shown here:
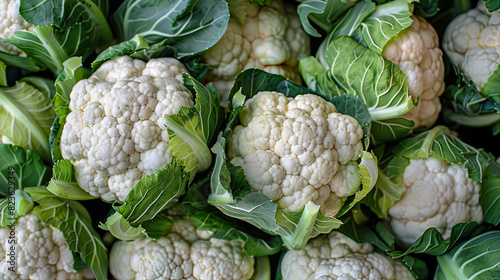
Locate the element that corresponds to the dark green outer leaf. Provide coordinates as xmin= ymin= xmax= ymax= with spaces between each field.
xmin=141 ymin=212 xmax=174 ymax=239
xmin=369 ymin=117 xmax=414 ymax=146
xmin=414 ymin=0 xmax=440 ymax=17
xmin=115 ymin=161 xmax=189 ymax=227
xmin=402 ymin=255 xmax=429 ymax=280
xmin=0 ymin=52 xmax=42 ymax=72
xmin=480 ymin=160 xmax=500 ymax=225
xmin=0 ymin=144 xmax=51 ymax=196
xmin=183 ymin=176 xmax=282 ymax=257
xmin=435 ymin=230 xmax=500 ymax=280
xmin=484 ymin=0 xmax=500 ymax=12
xmin=297 ymin=0 xmax=328 ymax=37
xmin=26 ymin=187 xmax=108 ymax=280
xmin=227 ymin=69 xmax=316 ymax=111
xmin=92 ymin=34 xmax=149 ymax=71
xmin=112 ymin=0 xmax=230 ymax=57
xmin=387 ymin=222 xmax=487 ymax=258
xmin=20 ymin=0 xmax=113 ymax=48
xmin=6 ymin=23 xmax=98 ymax=75
xmin=337 ymin=213 xmax=395 ymax=251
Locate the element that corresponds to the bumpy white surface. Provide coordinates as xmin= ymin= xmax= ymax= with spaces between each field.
xmin=281 ymin=231 xmax=415 ymax=280
xmin=383 ymin=15 xmax=445 ymax=129
xmin=0 ymin=0 xmax=35 ymax=55
xmin=0 ymin=213 xmax=93 ymax=279
xmin=201 ymin=0 xmax=310 ymax=105
xmin=388 ymin=157 xmax=483 ymax=246
xmin=109 ymin=216 xmax=254 ymax=280
xmin=228 ymin=91 xmax=363 ymax=216
xmin=60 ymin=56 xmax=194 ymax=202
xmin=443 ymin=0 xmax=500 ymax=91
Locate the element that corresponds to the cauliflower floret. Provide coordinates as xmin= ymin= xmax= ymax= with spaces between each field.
xmin=228 ymin=91 xmax=364 ymax=216
xmin=388 ymin=157 xmax=483 ymax=246
xmin=0 ymin=213 xmax=93 ymax=279
xmin=443 ymin=0 xmax=500 ymax=91
xmin=202 ymin=0 xmax=310 ymax=105
xmin=60 ymin=56 xmax=194 ymax=202
xmin=109 ymin=216 xmax=254 ymax=280
xmin=281 ymin=231 xmax=415 ymax=280
xmin=0 ymin=0 xmax=36 ymax=55
xmin=383 ymin=15 xmax=445 ymax=129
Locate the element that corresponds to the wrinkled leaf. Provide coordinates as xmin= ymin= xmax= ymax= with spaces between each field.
xmin=112 ymin=0 xmax=230 ymax=57
xmin=0 ymin=144 xmax=51 ymax=196
xmin=183 ymin=176 xmax=282 ymax=256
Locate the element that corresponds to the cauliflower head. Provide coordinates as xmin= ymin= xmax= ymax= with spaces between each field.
xmin=443 ymin=0 xmax=500 ymax=91
xmin=228 ymin=91 xmax=364 ymax=217
xmin=109 ymin=215 xmax=255 ymax=280
xmin=60 ymin=56 xmax=194 ymax=202
xmin=0 ymin=213 xmax=94 ymax=280
xmin=383 ymin=15 xmax=445 ymax=129
xmin=388 ymin=156 xmax=483 ymax=246
xmin=201 ymin=0 xmax=310 ymax=104
xmin=281 ymin=231 xmax=415 ymax=280
xmin=0 ymin=0 xmax=36 ymax=55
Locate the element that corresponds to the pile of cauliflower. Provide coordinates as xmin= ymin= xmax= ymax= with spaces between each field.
xmin=228 ymin=91 xmax=364 ymax=217
xmin=202 ymin=0 xmax=310 ymax=104
xmin=60 ymin=56 xmax=194 ymax=202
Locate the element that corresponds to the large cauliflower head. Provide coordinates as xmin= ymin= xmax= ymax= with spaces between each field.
xmin=0 ymin=0 xmax=36 ymax=55
xmin=228 ymin=91 xmax=364 ymax=217
xmin=281 ymin=231 xmax=415 ymax=280
xmin=443 ymin=0 xmax=500 ymax=91
xmin=60 ymin=56 xmax=194 ymax=202
xmin=109 ymin=216 xmax=255 ymax=280
xmin=201 ymin=0 xmax=310 ymax=104
xmin=383 ymin=15 xmax=445 ymax=129
xmin=0 ymin=213 xmax=93 ymax=279
xmin=388 ymin=156 xmax=483 ymax=246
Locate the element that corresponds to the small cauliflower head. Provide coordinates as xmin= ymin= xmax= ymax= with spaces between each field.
xmin=383 ymin=15 xmax=445 ymax=129
xmin=201 ymin=0 xmax=310 ymax=104
xmin=443 ymin=0 xmax=500 ymax=91
xmin=60 ymin=56 xmax=194 ymax=202
xmin=0 ymin=0 xmax=36 ymax=55
xmin=388 ymin=156 xmax=483 ymax=246
xmin=281 ymin=231 xmax=415 ymax=280
xmin=109 ymin=216 xmax=255 ymax=280
xmin=0 ymin=213 xmax=94 ymax=280
xmin=228 ymin=91 xmax=364 ymax=217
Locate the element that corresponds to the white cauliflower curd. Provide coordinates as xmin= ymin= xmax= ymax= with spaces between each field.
xmin=0 ymin=213 xmax=94 ymax=280
xmin=201 ymin=0 xmax=310 ymax=104
xmin=443 ymin=0 xmax=500 ymax=92
xmin=280 ymin=231 xmax=415 ymax=280
xmin=228 ymin=91 xmax=364 ymax=217
xmin=109 ymin=215 xmax=255 ymax=280
xmin=60 ymin=56 xmax=194 ymax=202
xmin=383 ymin=15 xmax=445 ymax=129
xmin=388 ymin=157 xmax=483 ymax=246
